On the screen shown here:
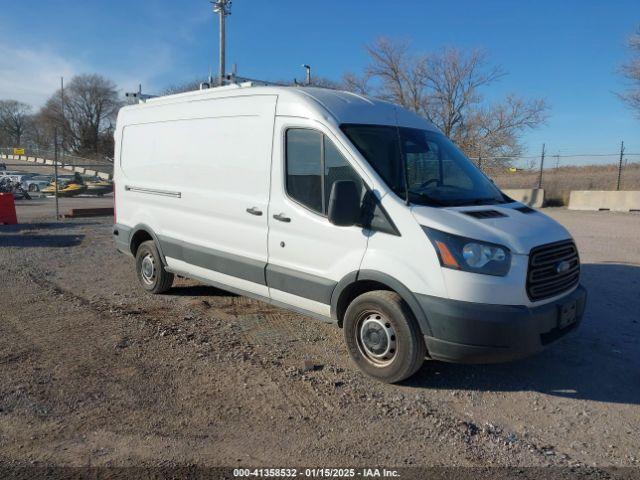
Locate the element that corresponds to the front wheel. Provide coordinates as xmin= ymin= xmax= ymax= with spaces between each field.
xmin=135 ymin=240 xmax=174 ymax=294
xmin=343 ymin=290 xmax=426 ymax=383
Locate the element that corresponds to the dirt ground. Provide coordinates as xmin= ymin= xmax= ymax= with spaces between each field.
xmin=0 ymin=207 xmax=639 ymax=473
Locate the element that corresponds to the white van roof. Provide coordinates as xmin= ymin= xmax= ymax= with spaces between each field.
xmin=123 ymin=84 xmax=438 ymax=131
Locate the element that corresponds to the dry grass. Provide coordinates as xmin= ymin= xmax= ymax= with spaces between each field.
xmin=488 ymin=163 xmax=640 ymax=206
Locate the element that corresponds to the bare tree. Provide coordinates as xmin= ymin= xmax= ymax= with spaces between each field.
xmin=342 ymin=72 xmax=371 ymax=95
xmin=0 ymin=100 xmax=32 ymax=147
xmin=618 ymin=26 xmax=640 ymax=117
xmin=344 ymin=38 xmax=549 ymax=158
xmin=40 ymin=74 xmax=122 ymax=156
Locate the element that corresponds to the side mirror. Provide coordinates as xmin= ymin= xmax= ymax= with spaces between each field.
xmin=328 ymin=180 xmax=361 ymax=227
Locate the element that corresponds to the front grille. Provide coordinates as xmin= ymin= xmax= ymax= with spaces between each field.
xmin=527 ymin=240 xmax=580 ymax=301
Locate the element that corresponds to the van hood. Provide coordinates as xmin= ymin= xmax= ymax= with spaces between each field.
xmin=411 ymin=203 xmax=572 ymax=255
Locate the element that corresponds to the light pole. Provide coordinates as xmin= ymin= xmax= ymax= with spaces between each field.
xmin=211 ymin=0 xmax=232 ymax=86
xmin=302 ymin=64 xmax=311 ymax=85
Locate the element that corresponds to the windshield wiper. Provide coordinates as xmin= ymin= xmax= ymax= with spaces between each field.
xmin=407 ymin=190 xmax=449 ymax=206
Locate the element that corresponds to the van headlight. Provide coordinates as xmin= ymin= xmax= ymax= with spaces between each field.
xmin=422 ymin=227 xmax=511 ymax=276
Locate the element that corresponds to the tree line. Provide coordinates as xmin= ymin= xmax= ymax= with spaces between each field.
xmin=0 ymin=74 xmax=121 ymax=159
xmin=1 ymin=29 xmax=638 ymax=161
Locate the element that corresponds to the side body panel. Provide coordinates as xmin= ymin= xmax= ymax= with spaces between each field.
xmin=116 ymin=94 xmax=277 ymax=296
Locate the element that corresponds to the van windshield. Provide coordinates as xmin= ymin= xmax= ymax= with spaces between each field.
xmin=341 ymin=124 xmax=507 ymax=207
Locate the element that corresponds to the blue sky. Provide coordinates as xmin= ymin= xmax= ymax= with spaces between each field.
xmin=0 ymin=0 xmax=638 ymax=159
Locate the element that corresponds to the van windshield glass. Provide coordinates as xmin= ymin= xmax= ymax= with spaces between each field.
xmin=340 ymin=124 xmax=507 ymax=207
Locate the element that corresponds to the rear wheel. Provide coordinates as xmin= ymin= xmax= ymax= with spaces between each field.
xmin=344 ymin=290 xmax=426 ymax=383
xmin=135 ymin=240 xmax=174 ymax=294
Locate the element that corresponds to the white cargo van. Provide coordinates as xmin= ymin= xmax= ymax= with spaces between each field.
xmin=113 ymin=84 xmax=587 ymax=383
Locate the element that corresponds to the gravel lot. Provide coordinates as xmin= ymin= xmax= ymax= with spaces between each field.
xmin=0 ymin=207 xmax=639 ymax=472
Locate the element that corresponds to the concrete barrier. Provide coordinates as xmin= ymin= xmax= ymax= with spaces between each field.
xmin=97 ymin=172 xmax=113 ymax=180
xmin=36 ymin=158 xmax=45 ymax=164
xmin=27 ymin=156 xmax=35 ymax=162
xmin=73 ymin=166 xmax=86 ymax=174
xmin=568 ymin=190 xmax=640 ymax=212
xmin=502 ymin=188 xmax=545 ymax=208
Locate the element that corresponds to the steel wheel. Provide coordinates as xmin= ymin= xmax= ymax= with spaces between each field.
xmin=343 ymin=290 xmax=426 ymax=383
xmin=356 ymin=310 xmax=397 ymax=367
xmin=140 ymin=253 xmax=156 ymax=285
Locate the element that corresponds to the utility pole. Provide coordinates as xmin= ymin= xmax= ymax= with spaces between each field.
xmin=616 ymin=140 xmax=625 ymax=191
xmin=537 ymin=143 xmax=546 ymax=189
xmin=60 ymin=77 xmax=64 ymax=156
xmin=53 ymin=127 xmax=60 ymax=221
xmin=211 ymin=0 xmax=232 ymax=86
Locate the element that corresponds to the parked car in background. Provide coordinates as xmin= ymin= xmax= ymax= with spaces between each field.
xmin=0 ymin=171 xmax=36 ymax=185
xmin=0 ymin=170 xmax=23 ymax=177
xmin=6 ymin=173 xmax=37 ymax=185
xmin=23 ymin=175 xmax=54 ymax=192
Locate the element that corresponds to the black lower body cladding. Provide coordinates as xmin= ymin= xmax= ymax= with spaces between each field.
xmin=419 ymin=285 xmax=587 ymax=364
xmin=113 ymin=225 xmax=337 ymax=304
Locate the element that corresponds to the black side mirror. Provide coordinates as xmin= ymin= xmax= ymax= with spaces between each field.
xmin=328 ymin=180 xmax=361 ymax=227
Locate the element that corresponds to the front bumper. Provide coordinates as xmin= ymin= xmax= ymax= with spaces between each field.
xmin=418 ymin=285 xmax=587 ymax=364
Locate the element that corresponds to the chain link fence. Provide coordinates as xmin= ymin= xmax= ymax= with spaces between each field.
xmin=472 ymin=150 xmax=640 ymax=205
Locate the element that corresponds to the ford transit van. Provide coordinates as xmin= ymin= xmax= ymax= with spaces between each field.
xmin=113 ymin=84 xmax=587 ymax=383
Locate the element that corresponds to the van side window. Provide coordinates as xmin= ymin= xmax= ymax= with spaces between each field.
xmin=286 ymin=129 xmax=364 ymax=215
xmin=286 ymin=129 xmax=323 ymax=213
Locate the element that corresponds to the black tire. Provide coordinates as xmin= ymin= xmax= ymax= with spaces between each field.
xmin=343 ymin=290 xmax=426 ymax=383
xmin=135 ymin=240 xmax=174 ymax=294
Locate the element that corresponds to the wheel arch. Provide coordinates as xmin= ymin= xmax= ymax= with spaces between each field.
xmin=129 ymin=224 xmax=167 ymax=266
xmin=330 ymin=269 xmax=433 ymax=336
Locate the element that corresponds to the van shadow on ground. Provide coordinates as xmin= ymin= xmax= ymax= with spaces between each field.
xmin=407 ymin=263 xmax=640 ymax=406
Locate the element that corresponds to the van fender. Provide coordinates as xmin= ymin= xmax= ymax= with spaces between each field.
xmin=129 ymin=223 xmax=168 ymax=266
xmin=330 ymin=269 xmax=433 ymax=337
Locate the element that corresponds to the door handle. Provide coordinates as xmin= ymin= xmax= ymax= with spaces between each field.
xmin=273 ymin=213 xmax=291 ymax=223
xmin=246 ymin=207 xmax=263 ymax=216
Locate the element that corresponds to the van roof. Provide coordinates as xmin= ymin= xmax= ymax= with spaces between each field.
xmin=124 ymin=84 xmax=438 ymax=131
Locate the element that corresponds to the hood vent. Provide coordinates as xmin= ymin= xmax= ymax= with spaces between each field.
xmin=463 ymin=210 xmax=507 ymax=219
xmin=515 ymin=206 xmax=536 ymax=214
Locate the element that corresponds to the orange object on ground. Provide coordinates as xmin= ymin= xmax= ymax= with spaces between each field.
xmin=0 ymin=193 xmax=17 ymax=225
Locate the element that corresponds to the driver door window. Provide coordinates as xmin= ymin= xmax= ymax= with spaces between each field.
xmin=286 ymin=129 xmax=364 ymax=216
